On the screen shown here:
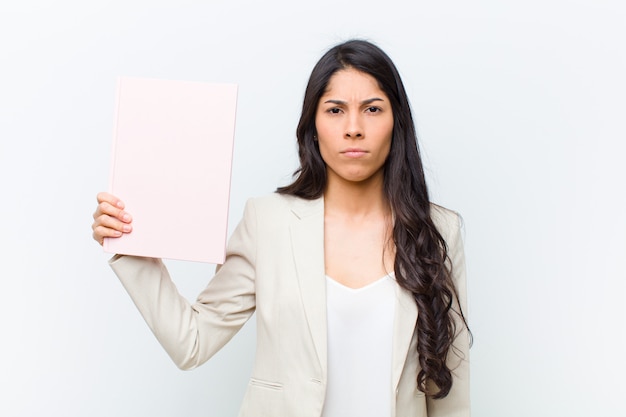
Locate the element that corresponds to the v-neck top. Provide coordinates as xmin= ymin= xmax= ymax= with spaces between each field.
xmin=321 ymin=274 xmax=397 ymax=417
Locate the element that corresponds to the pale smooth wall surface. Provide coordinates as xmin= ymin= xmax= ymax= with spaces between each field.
xmin=1 ymin=1 xmax=624 ymax=416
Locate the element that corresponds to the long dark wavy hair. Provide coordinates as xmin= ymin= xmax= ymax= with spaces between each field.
xmin=277 ymin=39 xmax=470 ymax=399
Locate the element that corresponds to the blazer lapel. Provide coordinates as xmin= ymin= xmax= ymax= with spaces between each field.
xmin=392 ymin=284 xmax=418 ymax=390
xmin=289 ymin=197 xmax=327 ymax=377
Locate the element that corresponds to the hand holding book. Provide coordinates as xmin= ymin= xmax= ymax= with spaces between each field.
xmin=92 ymin=192 xmax=132 ymax=246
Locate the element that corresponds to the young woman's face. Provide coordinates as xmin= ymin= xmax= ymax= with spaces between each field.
xmin=315 ymin=68 xmax=394 ymax=187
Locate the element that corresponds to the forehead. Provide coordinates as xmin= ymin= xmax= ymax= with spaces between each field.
xmin=321 ymin=68 xmax=386 ymax=98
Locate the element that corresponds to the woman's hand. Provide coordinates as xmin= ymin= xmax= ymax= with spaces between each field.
xmin=92 ymin=192 xmax=133 ymax=246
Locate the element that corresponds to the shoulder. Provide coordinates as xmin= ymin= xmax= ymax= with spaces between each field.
xmin=429 ymin=204 xmax=468 ymax=303
xmin=244 ymin=193 xmax=299 ymax=215
xmin=430 ymin=203 xmax=462 ymax=228
xmin=245 ymin=193 xmax=323 ymax=218
xmin=246 ymin=193 xmax=324 ymax=216
xmin=429 ymin=203 xmax=463 ymax=243
xmin=246 ymin=192 xmax=295 ymax=209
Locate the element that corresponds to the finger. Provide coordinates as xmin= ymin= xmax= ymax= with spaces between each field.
xmin=92 ymin=225 xmax=123 ymax=246
xmin=96 ymin=192 xmax=125 ymax=209
xmin=93 ymin=201 xmax=132 ymax=223
xmin=93 ymin=213 xmax=133 ymax=234
xmin=92 ymin=215 xmax=133 ymax=246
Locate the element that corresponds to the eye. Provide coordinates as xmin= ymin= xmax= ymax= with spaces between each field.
xmin=326 ymin=107 xmax=343 ymax=115
xmin=366 ymin=106 xmax=381 ymax=113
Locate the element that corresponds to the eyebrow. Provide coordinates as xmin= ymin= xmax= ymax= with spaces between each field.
xmin=323 ymin=97 xmax=385 ymax=105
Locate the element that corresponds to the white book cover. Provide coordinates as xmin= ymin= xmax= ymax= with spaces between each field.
xmin=104 ymin=76 xmax=238 ymax=263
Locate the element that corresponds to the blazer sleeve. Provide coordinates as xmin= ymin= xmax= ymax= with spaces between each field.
xmin=427 ymin=209 xmax=471 ymax=417
xmin=109 ymin=199 xmax=258 ymax=370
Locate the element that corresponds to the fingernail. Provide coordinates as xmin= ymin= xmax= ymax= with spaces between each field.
xmin=114 ymin=230 xmax=122 ymax=236
xmin=123 ymin=225 xmax=132 ymax=232
xmin=122 ymin=213 xmax=131 ymax=222
xmin=116 ymin=201 xmax=124 ymax=208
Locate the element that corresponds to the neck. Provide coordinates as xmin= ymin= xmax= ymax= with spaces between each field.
xmin=323 ymin=172 xmax=389 ymax=218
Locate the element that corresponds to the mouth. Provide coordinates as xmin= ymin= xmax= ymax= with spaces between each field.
xmin=341 ymin=148 xmax=368 ymax=158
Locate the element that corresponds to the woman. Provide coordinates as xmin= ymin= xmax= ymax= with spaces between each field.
xmin=92 ymin=39 xmax=470 ymax=417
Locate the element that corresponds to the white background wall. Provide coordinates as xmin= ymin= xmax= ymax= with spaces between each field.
xmin=1 ymin=1 xmax=624 ymax=416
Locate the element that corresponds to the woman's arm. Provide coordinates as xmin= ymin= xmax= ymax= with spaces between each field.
xmin=96 ymin=195 xmax=258 ymax=370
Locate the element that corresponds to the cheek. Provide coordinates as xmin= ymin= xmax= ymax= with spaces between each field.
xmin=314 ymin=126 xmax=338 ymax=160
xmin=316 ymin=139 xmax=332 ymax=165
xmin=382 ymin=122 xmax=394 ymax=153
xmin=379 ymin=132 xmax=393 ymax=162
xmin=380 ymin=142 xmax=392 ymax=163
xmin=375 ymin=122 xmax=393 ymax=145
xmin=314 ymin=119 xmax=334 ymax=141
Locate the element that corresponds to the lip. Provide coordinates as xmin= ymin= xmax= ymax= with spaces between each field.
xmin=340 ymin=148 xmax=368 ymax=158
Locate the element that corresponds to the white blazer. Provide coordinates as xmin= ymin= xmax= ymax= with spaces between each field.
xmin=110 ymin=193 xmax=470 ymax=417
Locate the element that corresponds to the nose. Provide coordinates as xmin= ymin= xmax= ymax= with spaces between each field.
xmin=344 ymin=114 xmax=363 ymax=139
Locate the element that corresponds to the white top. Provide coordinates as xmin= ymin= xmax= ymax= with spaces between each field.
xmin=321 ymin=274 xmax=397 ymax=417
